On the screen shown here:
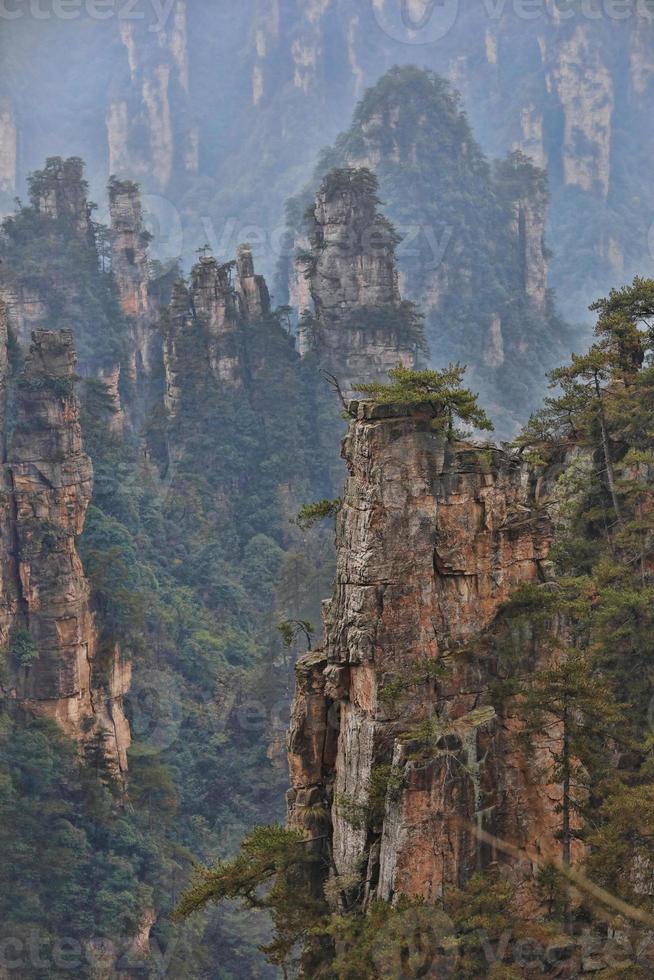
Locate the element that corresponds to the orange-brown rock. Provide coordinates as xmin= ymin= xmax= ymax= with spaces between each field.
xmin=5 ymin=330 xmax=130 ymax=772
xmin=288 ymin=402 xmax=567 ymax=909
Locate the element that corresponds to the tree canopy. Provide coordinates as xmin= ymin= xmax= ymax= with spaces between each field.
xmin=355 ymin=363 xmax=493 ymax=435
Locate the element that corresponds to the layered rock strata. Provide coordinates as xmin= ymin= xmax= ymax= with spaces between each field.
xmin=236 ymin=244 xmax=271 ymax=322
xmin=288 ymin=402 xmax=566 ymax=908
xmin=2 ymin=329 xmax=130 ymax=772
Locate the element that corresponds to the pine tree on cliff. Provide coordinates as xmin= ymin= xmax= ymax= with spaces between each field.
xmin=355 ymin=363 xmax=493 ymax=437
xmin=518 ymin=277 xmax=654 ymax=531
xmin=517 ymin=652 xmax=623 ymax=859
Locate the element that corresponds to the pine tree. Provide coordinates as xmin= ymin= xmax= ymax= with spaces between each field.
xmin=355 ymin=364 xmax=493 ymax=436
xmin=515 ymin=648 xmax=625 ymax=928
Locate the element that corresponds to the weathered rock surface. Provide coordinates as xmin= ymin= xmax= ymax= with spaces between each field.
xmin=162 ymin=247 xmax=272 ymax=416
xmin=550 ymin=24 xmax=613 ymax=200
xmin=297 ymin=168 xmax=420 ymax=396
xmin=3 ymin=330 xmax=130 ymax=772
xmin=0 ymin=282 xmax=49 ymax=350
xmin=29 ymin=156 xmax=95 ymax=241
xmin=107 ymin=0 xmax=198 ymax=191
xmin=236 ymin=244 xmax=271 ymax=323
xmin=109 ymin=177 xmax=157 ymax=384
xmin=0 ymin=303 xmax=16 ymax=643
xmin=288 ymin=402 xmax=567 ymax=908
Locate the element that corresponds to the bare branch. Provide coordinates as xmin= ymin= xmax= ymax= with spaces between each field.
xmin=321 ymin=371 xmax=356 ymax=416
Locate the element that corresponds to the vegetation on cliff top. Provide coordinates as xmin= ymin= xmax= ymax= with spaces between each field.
xmin=355 ymin=363 xmax=494 ymax=435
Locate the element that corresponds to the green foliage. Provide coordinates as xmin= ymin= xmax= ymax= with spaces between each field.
xmin=177 ymin=825 xmax=305 ymax=916
xmin=177 ymin=826 xmax=327 ymax=968
xmin=319 ymin=166 xmax=384 ymax=208
xmin=0 ymin=159 xmax=130 ymax=374
xmin=379 ymin=655 xmax=449 ymax=708
xmin=336 ymin=764 xmax=404 ymax=832
xmin=355 ymin=363 xmax=493 ymax=435
xmin=277 ymin=619 xmax=314 ymax=651
xmin=17 ymin=371 xmax=76 ymax=400
xmin=0 ymin=160 xmax=341 ymax=976
xmin=296 ymin=498 xmax=341 ymax=529
xmin=8 ymin=627 xmax=38 ymax=669
xmin=0 ymin=718 xmax=156 ymax=978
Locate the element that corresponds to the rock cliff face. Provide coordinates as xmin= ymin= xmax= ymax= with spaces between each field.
xmin=162 ymin=248 xmax=272 ymax=417
xmin=1 ymin=328 xmax=130 ymax=773
xmin=0 ymin=100 xmax=17 ymax=197
xmin=109 ymin=177 xmax=157 ymax=384
xmin=5 ymin=3 xmax=653 ymax=322
xmin=510 ymin=164 xmax=549 ymax=315
xmin=236 ymin=244 xmax=271 ymax=323
xmin=296 ymin=168 xmax=420 ymax=396
xmin=0 ymin=283 xmax=49 ymax=350
xmin=0 ymin=160 xmax=132 ymax=435
xmin=107 ymin=0 xmax=198 ymax=191
xmin=0 ymin=304 xmax=15 ymax=640
xmin=549 ymin=25 xmax=613 ymax=201
xmin=29 ymin=156 xmax=95 ymax=242
xmin=288 ymin=402 xmax=566 ymax=908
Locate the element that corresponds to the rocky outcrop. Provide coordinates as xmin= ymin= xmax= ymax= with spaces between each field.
xmin=108 ymin=177 xmax=156 ymax=383
xmin=282 ymin=73 xmax=568 ymax=436
xmin=0 ymin=283 xmax=49 ymax=348
xmin=3 ymin=330 xmax=130 ymax=773
xmin=188 ymin=256 xmax=243 ymax=386
xmin=28 ymin=156 xmax=94 ymax=241
xmin=296 ymin=168 xmax=420 ymax=395
xmin=1 ymin=161 xmax=131 ymax=430
xmin=236 ymin=244 xmax=271 ymax=322
xmin=0 ymin=303 xmax=16 ymax=644
xmin=500 ymin=151 xmax=549 ymax=315
xmin=162 ymin=247 xmax=272 ymax=417
xmin=515 ymin=185 xmax=548 ymax=314
xmin=161 ymin=280 xmax=192 ymax=418
xmin=288 ymin=402 xmax=567 ymax=909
